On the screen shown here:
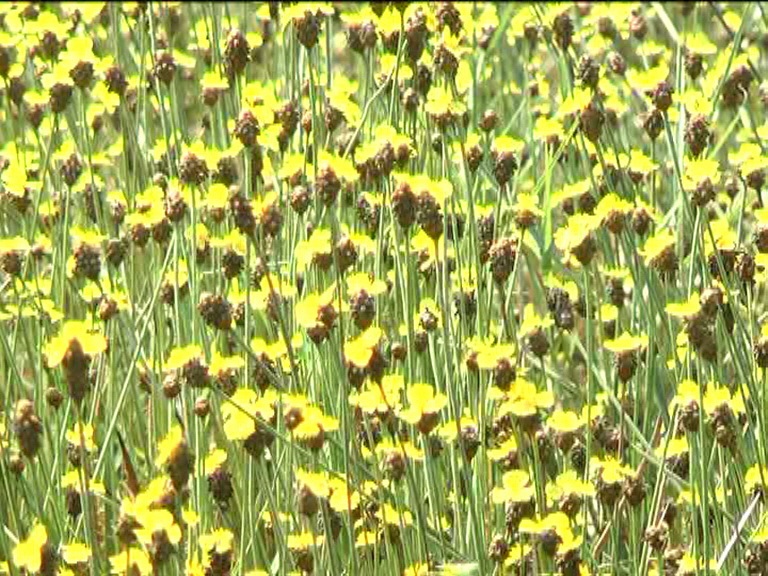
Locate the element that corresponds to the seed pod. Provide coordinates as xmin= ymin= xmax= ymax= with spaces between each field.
xmin=552 ymin=11 xmax=574 ymax=50
xmin=392 ymin=181 xmax=417 ymax=228
xmin=179 ymin=151 xmax=209 ymax=186
xmin=580 ymin=100 xmax=604 ymax=143
xmin=479 ymin=109 xmax=498 ymax=133
xmin=578 ymin=55 xmax=600 ymax=89
xmin=198 ymin=293 xmax=232 ymax=331
xmin=153 ymin=51 xmax=176 ymax=85
xmin=234 ymin=109 xmax=260 ymax=148
xmin=294 ymin=10 xmax=321 ymax=49
xmin=684 ymin=114 xmax=712 ymax=158
xmin=49 ymin=81 xmax=73 ymax=113
xmin=13 ymin=399 xmax=43 ymax=459
xmin=416 ymin=191 xmax=443 ymax=240
xmin=224 ymin=29 xmax=249 ymax=76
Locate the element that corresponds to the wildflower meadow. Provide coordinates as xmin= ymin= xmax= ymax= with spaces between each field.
xmin=2 ymin=2 xmax=768 ymax=575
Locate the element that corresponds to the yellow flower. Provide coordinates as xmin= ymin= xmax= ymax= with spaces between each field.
xmin=497 ymin=378 xmax=554 ymax=421
xmin=746 ymin=464 xmax=768 ymax=495
xmin=548 ymin=409 xmax=584 ymax=435
xmin=61 ymin=542 xmax=91 ymax=566
xmin=424 ymin=85 xmax=467 ymax=121
xmin=666 ymin=293 xmax=701 ymax=318
xmin=13 ymin=523 xmax=48 ymax=574
xmin=0 ymin=235 xmax=30 ymax=256
xmin=373 ymin=437 xmax=424 ymax=463
xmin=487 ymin=436 xmax=518 ymax=463
xmin=221 ymin=388 xmax=277 ymax=441
xmin=519 ymin=511 xmax=573 ymax=540
xmin=703 ymin=384 xmax=745 ymax=417
xmin=554 ymin=214 xmax=599 ymax=266
xmin=671 ymin=379 xmax=701 ymax=409
xmin=344 ymin=326 xmax=383 ymax=368
xmin=547 ymin=470 xmax=595 ymax=506
xmin=491 ymin=469 xmax=534 ymax=504
xmin=109 ymin=547 xmax=152 ymax=575
xmin=511 ymin=192 xmax=544 ymax=228
xmin=295 ymin=469 xmax=331 ymax=499
xmin=639 ymin=228 xmax=676 ymax=269
xmin=604 ymin=332 xmax=648 ymax=354
xmin=658 ymin=436 xmax=689 ymax=460
xmin=346 ymin=272 xmax=387 ymax=296
xmin=590 ymin=456 xmax=632 ymax=485
xmin=200 ymin=528 xmax=234 ymax=565
xmin=519 ymin=303 xmax=554 ymax=337
xmin=135 ymin=509 xmax=182 ymax=548
xmin=45 ymin=320 xmax=108 ymax=368
xmin=165 ymin=344 xmax=204 ymax=372
xmin=293 ymin=405 xmax=339 ymax=448
xmin=295 ymin=284 xmax=339 ymax=330
xmin=288 ymin=530 xmax=324 ymax=552
xmin=155 ymin=425 xmax=185 ymax=467
xmin=65 ymin=423 xmax=97 ymax=452
xmin=403 ymin=563 xmax=429 ymax=576
xmin=399 ymin=383 xmax=448 ymax=434
xmin=350 ymin=374 xmax=404 ymax=415
xmin=61 ymin=470 xmax=106 ymax=496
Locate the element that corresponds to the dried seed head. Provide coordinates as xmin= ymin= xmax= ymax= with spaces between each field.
xmin=401 ymin=87 xmax=420 ymax=112
xmin=316 ymin=165 xmax=341 ymax=206
xmin=224 ymin=28 xmax=250 ymax=76
xmin=61 ymin=153 xmax=83 ymax=187
xmin=334 ymin=236 xmax=358 ymax=274
xmin=492 ymin=149 xmax=517 ymax=186
xmin=163 ymin=188 xmax=187 ymax=223
xmin=294 ymin=10 xmax=321 ymax=49
xmin=392 ymin=182 xmax=417 ymax=228
xmin=493 ymin=357 xmax=516 ymax=391
xmin=346 ymin=20 xmax=378 ymax=53
xmin=73 ymin=242 xmax=102 ymax=282
xmin=488 ymin=534 xmax=509 ymax=564
xmin=153 ymin=51 xmax=176 ymax=85
xmin=721 ymin=64 xmax=753 ymax=108
xmin=526 ymin=327 xmax=550 ymax=358
xmin=49 ymin=81 xmax=73 ymax=113
xmin=350 ymin=289 xmax=376 ymax=330
xmin=234 ymin=109 xmax=260 ymax=148
xmin=198 ymin=293 xmax=232 ymax=331
xmin=641 ymin=108 xmax=664 ymax=141
xmin=221 ymin=249 xmax=244 ymax=280
xmin=684 ymin=50 xmax=703 ymax=80
xmin=578 ymin=55 xmax=600 ymax=90
xmin=106 ymin=237 xmax=128 ymax=267
xmin=466 ymin=144 xmax=484 ymax=173
xmin=194 ymin=397 xmax=210 ymax=418
xmin=552 ymin=11 xmax=574 ymax=50
xmin=488 ymin=238 xmax=517 ymax=284
xmin=45 ymin=387 xmax=64 ymax=410
xmin=434 ymin=43 xmax=459 ymax=78
xmin=167 ymin=440 xmax=194 ymax=491
xmin=260 ymin=200 xmax=283 ymax=238
xmin=579 ymin=100 xmax=604 ymax=143
xmin=684 ymin=114 xmax=712 ymax=158
xmin=105 ymin=64 xmax=127 ymax=95
xmin=179 ymin=151 xmax=209 ymax=186
xmin=405 ymin=8 xmax=428 ymax=62
xmin=14 ymin=399 xmax=43 ymax=459
xmin=416 ymin=191 xmax=444 ymax=240
xmin=229 ymin=192 xmax=256 ymax=236
xmin=436 ymin=2 xmax=462 ymax=35
xmin=208 ymin=467 xmax=234 ymax=508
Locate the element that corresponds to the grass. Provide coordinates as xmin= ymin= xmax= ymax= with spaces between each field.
xmin=0 ymin=2 xmax=768 ymax=576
